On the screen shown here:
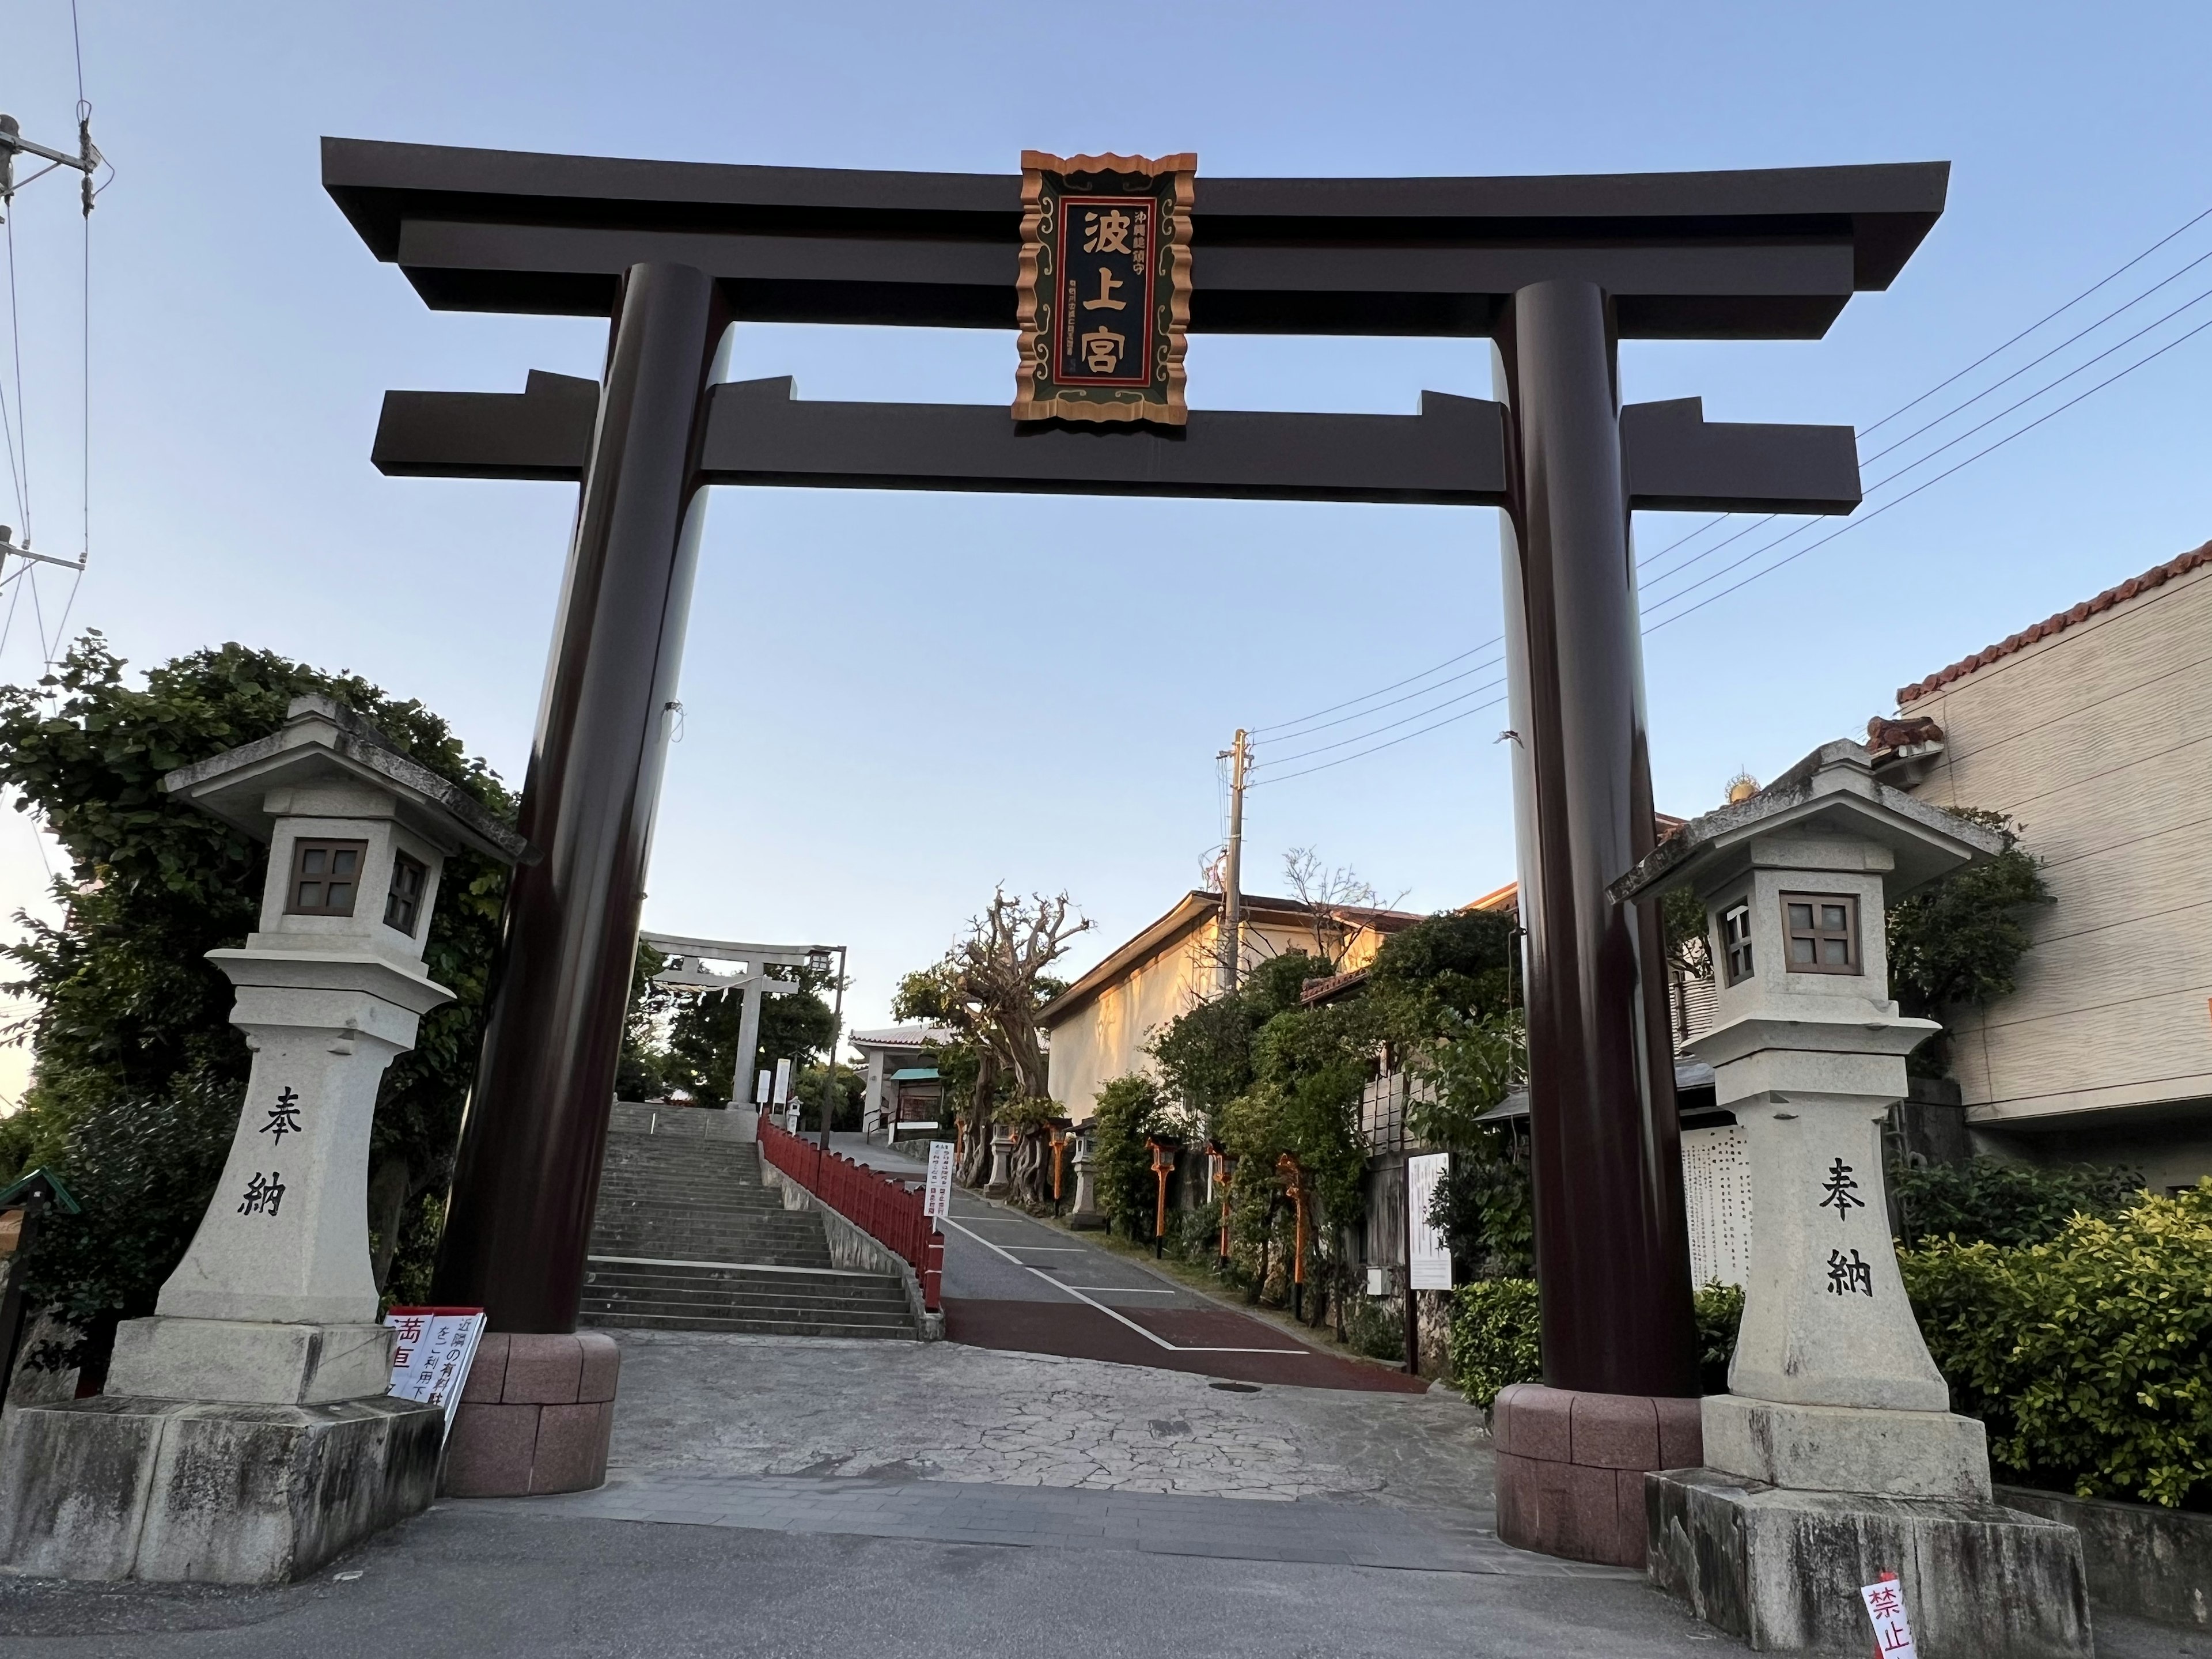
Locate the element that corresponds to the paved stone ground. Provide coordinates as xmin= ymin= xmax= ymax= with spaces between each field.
xmin=608 ymin=1330 xmax=1493 ymax=1506
xmin=1 ymin=1326 xmax=2202 ymax=1654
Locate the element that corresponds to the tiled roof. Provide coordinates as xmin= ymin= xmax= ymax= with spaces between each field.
xmin=1897 ymin=539 xmax=2212 ymax=706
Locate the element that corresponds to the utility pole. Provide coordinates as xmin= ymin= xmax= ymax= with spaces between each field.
xmin=1217 ymin=729 xmax=1249 ymax=993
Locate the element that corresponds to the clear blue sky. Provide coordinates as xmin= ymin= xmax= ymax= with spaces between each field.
xmin=2 ymin=1 xmax=2207 ymax=1084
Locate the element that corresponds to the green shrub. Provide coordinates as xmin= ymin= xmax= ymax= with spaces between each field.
xmin=1448 ymin=1277 xmax=1541 ymax=1409
xmin=1901 ymin=1181 xmax=2212 ymax=1508
xmin=1089 ymin=1074 xmax=1165 ymax=1234
xmin=1342 ymin=1290 xmax=1407 ymax=1363
xmin=1694 ymin=1279 xmax=1744 ymax=1395
xmin=1891 ymin=1156 xmax=2142 ymax=1248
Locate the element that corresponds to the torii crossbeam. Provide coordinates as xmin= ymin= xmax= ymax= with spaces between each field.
xmin=327 ymin=143 xmax=1942 ymax=1473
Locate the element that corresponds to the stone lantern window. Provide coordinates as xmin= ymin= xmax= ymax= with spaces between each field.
xmin=1719 ymin=900 xmax=1755 ymax=984
xmin=384 ymin=849 xmax=429 ymax=935
xmin=1781 ymin=891 xmax=1859 ymax=973
xmin=286 ymin=838 xmax=368 ymax=916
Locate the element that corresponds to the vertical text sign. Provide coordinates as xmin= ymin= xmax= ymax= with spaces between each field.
xmin=385 ymin=1306 xmax=488 ymax=1440
xmin=923 ymin=1140 xmax=955 ymax=1220
xmin=1861 ymin=1573 xmax=1918 ymax=1657
xmin=1408 ymin=1152 xmax=1454 ymax=1290
xmin=771 ymin=1057 xmax=792 ymax=1106
xmin=1014 ymin=149 xmax=1195 ymax=425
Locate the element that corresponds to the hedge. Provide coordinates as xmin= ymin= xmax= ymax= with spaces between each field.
xmin=1902 ymin=1180 xmax=2212 ymax=1508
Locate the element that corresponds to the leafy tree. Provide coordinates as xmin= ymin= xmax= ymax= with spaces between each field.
xmin=615 ymin=942 xmax=675 ymax=1101
xmin=660 ymin=963 xmax=837 ymax=1106
xmin=1887 ymin=810 xmax=2052 ymax=1075
xmin=1368 ymin=909 xmax=1531 ymax=1279
xmin=792 ymin=1062 xmax=865 ymax=1133
xmin=0 ymin=635 xmax=515 ymax=1368
xmin=1089 ymin=1073 xmax=1167 ymax=1233
xmin=1148 ymin=950 xmax=1327 ymax=1119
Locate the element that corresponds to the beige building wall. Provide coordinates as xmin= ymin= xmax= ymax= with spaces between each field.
xmin=1899 ymin=556 xmax=2212 ymax=1180
xmin=1044 ymin=901 xmax=1403 ymax=1124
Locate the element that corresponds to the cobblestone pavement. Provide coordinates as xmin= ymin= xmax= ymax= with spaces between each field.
xmin=465 ymin=1472 xmax=1619 ymax=1577
xmin=607 ymin=1329 xmax=1495 ymax=1510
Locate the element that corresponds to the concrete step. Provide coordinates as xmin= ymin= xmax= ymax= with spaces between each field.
xmin=584 ymin=1264 xmax=908 ymax=1306
xmin=586 ymin=1122 xmax=921 ymax=1339
xmin=578 ymin=1309 xmax=915 ymax=1339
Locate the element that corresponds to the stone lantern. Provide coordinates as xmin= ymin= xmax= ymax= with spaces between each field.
xmin=0 ymin=696 xmax=529 ymax=1585
xmin=1613 ymin=740 xmax=2088 ymax=1656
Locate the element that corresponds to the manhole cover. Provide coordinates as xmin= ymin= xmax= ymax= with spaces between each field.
xmin=1209 ymin=1381 xmax=1261 ymax=1393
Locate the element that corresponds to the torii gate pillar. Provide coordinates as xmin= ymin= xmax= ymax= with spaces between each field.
xmin=1486 ymin=279 xmax=1704 ymax=1567
xmin=430 ymin=263 xmax=726 ymax=1328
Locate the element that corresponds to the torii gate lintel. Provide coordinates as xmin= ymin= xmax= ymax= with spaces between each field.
xmin=329 ymin=143 xmax=1943 ymax=1426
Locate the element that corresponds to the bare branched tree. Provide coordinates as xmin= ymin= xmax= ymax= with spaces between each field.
xmin=940 ymin=890 xmax=1091 ymax=1194
xmin=1281 ymin=846 xmax=1404 ymax=967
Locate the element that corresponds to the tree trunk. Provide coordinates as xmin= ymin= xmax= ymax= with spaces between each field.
xmin=959 ymin=1052 xmax=997 ymax=1187
xmin=367 ymin=1156 xmax=412 ymax=1293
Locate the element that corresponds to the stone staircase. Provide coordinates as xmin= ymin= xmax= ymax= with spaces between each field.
xmin=579 ymin=1103 xmax=919 ymax=1339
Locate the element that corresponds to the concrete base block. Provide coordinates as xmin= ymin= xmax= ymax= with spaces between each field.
xmin=441 ymin=1331 xmax=619 ymax=1498
xmin=0 ymin=1392 xmax=442 ymax=1584
xmin=1493 ymin=1382 xmax=1705 ymax=1567
xmin=1647 ymin=1466 xmax=2093 ymax=1656
xmin=1065 ymin=1209 xmax=1107 ymax=1232
xmin=107 ymin=1316 xmax=393 ymax=1406
xmin=1703 ymin=1394 xmax=1991 ymax=1502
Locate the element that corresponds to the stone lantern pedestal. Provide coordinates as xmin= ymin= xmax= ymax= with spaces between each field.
xmin=0 ymin=698 xmax=531 ymax=1584
xmin=985 ymin=1132 xmax=1016 ymax=1198
xmin=1615 ymin=741 xmax=2090 ymax=1656
xmin=1067 ymin=1142 xmax=1105 ymax=1230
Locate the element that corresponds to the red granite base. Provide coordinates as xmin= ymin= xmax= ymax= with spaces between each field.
xmin=441 ymin=1332 xmax=619 ymax=1498
xmin=1492 ymin=1382 xmax=1703 ymax=1567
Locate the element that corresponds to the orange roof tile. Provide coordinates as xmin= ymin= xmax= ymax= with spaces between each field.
xmin=1897 ymin=539 xmax=2212 ymax=706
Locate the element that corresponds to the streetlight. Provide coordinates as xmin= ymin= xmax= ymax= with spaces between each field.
xmin=808 ymin=944 xmax=847 ymax=1157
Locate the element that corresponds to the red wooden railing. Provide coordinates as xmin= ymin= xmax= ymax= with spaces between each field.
xmin=757 ymin=1118 xmax=944 ymax=1312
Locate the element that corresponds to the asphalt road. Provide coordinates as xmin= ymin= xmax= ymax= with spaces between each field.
xmin=838 ymin=1133 xmax=1424 ymax=1390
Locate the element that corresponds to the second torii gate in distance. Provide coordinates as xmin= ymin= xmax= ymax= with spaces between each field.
xmin=638 ymin=931 xmax=807 ymax=1117
xmin=326 ymin=139 xmax=1944 ymax=1558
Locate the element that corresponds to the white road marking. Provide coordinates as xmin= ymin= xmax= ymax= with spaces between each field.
xmin=938 ymin=1215 xmax=1305 ymax=1357
xmin=1059 ymin=1286 xmax=1176 ymax=1294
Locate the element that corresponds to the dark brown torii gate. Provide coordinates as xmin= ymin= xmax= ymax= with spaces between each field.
xmin=326 ymin=142 xmax=1941 ymax=1428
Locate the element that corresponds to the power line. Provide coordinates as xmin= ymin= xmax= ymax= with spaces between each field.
xmin=1640 ymin=281 xmax=2212 ymax=620
xmin=1238 ymin=200 xmax=2212 ymax=752
xmin=1256 ymin=673 xmax=1510 ymax=770
xmin=1259 ymin=296 xmax=2212 ymax=789
xmin=1641 ymin=309 xmax=2212 ymax=635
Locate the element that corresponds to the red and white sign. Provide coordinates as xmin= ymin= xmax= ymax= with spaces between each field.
xmin=923 ymin=1140 xmax=955 ymax=1220
xmin=1861 ymin=1572 xmax=1918 ymax=1657
xmin=385 ymin=1305 xmax=487 ymax=1440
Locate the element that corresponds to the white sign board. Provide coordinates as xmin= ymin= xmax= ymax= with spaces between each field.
xmin=771 ymin=1056 xmax=793 ymax=1106
xmin=923 ymin=1140 xmax=956 ymax=1219
xmin=385 ymin=1306 xmax=487 ymax=1440
xmin=1407 ymin=1152 xmax=1453 ymax=1291
xmin=755 ymin=1068 xmax=771 ymax=1105
xmin=1861 ymin=1574 xmax=1918 ymax=1657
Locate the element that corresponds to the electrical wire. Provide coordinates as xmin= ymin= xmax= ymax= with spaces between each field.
xmin=1640 ymin=309 xmax=2212 ymax=636
xmin=1255 ymin=277 xmax=2212 ymax=788
xmin=1639 ymin=282 xmax=2212 ymax=622
xmin=1238 ymin=201 xmax=2212 ymax=757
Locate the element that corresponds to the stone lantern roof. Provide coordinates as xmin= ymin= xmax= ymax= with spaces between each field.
xmin=160 ymin=694 xmax=532 ymax=863
xmin=1608 ymin=738 xmax=2002 ymax=906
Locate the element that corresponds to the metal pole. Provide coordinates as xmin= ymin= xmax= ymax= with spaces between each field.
xmin=432 ymin=262 xmax=728 ymax=1332
xmin=1403 ymin=1154 xmax=1419 ymax=1374
xmin=1494 ymin=279 xmax=1697 ymax=1399
xmin=1219 ymin=729 xmax=1248 ymax=992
